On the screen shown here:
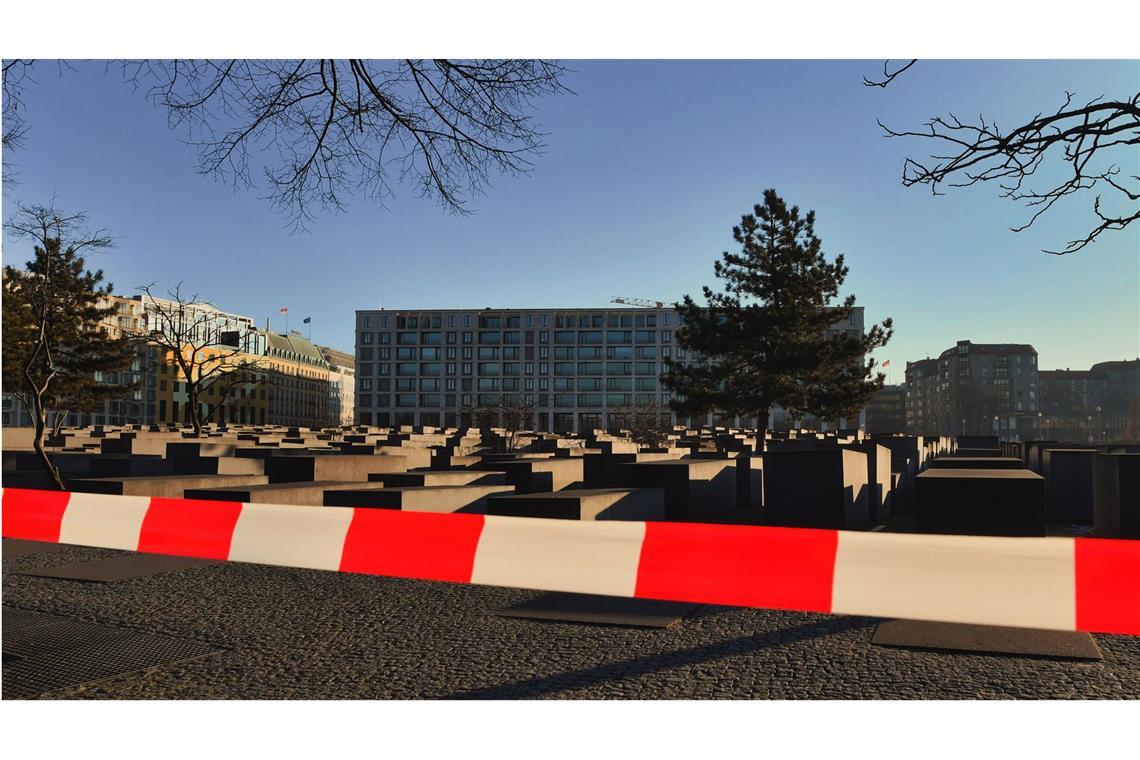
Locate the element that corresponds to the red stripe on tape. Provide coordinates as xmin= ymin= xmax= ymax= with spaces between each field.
xmin=634 ymin=521 xmax=839 ymax=613
xmin=340 ymin=508 xmax=484 ymax=584
xmin=137 ymin=497 xmax=243 ymax=559
xmin=1075 ymin=537 xmax=1140 ymax=636
xmin=2 ymin=488 xmax=70 ymax=542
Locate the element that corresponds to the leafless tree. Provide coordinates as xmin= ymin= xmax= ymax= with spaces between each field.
xmin=137 ymin=283 xmax=266 ymax=436
xmin=871 ymin=59 xmax=1139 ymax=254
xmin=608 ymin=399 xmax=670 ymax=448
xmin=114 ymin=59 xmax=569 ymax=228
xmin=461 ymin=393 xmax=536 ymax=452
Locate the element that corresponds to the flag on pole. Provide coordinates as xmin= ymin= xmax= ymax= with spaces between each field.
xmin=882 ymin=360 xmax=891 ymax=368
xmin=279 ymin=307 xmax=288 ymax=314
xmin=303 ymin=317 xmax=311 ymax=324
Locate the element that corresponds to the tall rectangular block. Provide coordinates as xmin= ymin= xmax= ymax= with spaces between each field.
xmin=915 ymin=469 xmax=1045 ymax=537
xmin=1093 ymin=453 xmax=1140 ymax=538
xmin=763 ymin=449 xmax=870 ymax=530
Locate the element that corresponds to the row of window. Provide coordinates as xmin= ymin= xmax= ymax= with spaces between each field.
xmin=357 ymin=360 xmax=673 ymax=387
xmin=359 ymin=312 xmax=675 ymax=331
xmin=360 ymin=329 xmax=674 ymax=346
xmin=357 ymin=393 xmax=671 ymax=409
xmin=358 ymin=345 xmax=689 ymax=363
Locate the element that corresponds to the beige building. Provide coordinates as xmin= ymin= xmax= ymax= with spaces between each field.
xmin=320 ymin=346 xmax=356 ymax=426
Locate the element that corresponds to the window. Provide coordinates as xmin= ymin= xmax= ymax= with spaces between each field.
xmin=554 ymin=331 xmax=575 ymax=345
xmin=607 ymin=346 xmax=633 ymax=360
xmin=380 ymin=316 xmax=390 ymax=329
xmin=634 ymin=330 xmax=656 ymax=343
xmin=397 ymin=332 xmax=417 ymax=345
xmin=379 ymin=333 xmax=391 ymax=345
xmin=421 ymin=332 xmax=441 ymax=345
xmin=479 ymin=331 xmax=502 ymax=345
xmin=396 ymin=363 xmax=416 ymax=376
xmin=662 ymin=330 xmax=672 ymax=343
xmin=362 ymin=316 xmax=371 ymax=328
xmin=447 ymin=315 xmax=456 ymax=328
xmin=361 ymin=332 xmax=374 ymax=345
xmin=578 ymin=393 xmax=603 ymax=407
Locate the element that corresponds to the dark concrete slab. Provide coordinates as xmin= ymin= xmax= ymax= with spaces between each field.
xmin=2 ymin=607 xmax=221 ymax=699
xmin=915 ymin=469 xmax=1046 ymax=536
xmin=496 ymin=592 xmax=701 ymax=629
xmin=871 ymin=619 xmax=1102 ymax=660
xmin=17 ymin=554 xmax=217 ymax=583
xmin=3 ymin=538 xmax=64 ymax=558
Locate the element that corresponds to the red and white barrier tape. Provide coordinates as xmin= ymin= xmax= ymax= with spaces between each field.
xmin=2 ymin=487 xmax=1137 ymax=636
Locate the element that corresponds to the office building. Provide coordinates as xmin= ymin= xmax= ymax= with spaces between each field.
xmin=354 ymin=306 xmax=866 ymax=433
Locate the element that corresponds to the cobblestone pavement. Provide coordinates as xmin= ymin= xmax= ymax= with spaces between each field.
xmin=4 ymin=542 xmax=1138 ymax=699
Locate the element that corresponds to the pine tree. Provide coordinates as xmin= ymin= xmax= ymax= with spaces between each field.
xmin=2 ymin=205 xmax=138 ymax=489
xmin=661 ymin=189 xmax=892 ymax=430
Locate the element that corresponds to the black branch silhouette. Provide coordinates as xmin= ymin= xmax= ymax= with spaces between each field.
xmin=863 ymin=59 xmax=917 ymax=88
xmin=117 ymin=59 xmax=569 ymax=228
xmin=880 ymin=91 xmax=1140 ymax=254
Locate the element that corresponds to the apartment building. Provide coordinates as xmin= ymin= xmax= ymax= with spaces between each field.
xmin=904 ymin=340 xmax=1039 ymax=439
xmin=354 ymin=306 xmax=866 ymax=433
xmin=1039 ymin=359 xmax=1140 ymax=442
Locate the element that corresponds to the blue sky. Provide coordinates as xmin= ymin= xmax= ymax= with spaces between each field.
xmin=2 ymin=59 xmax=1137 ymax=372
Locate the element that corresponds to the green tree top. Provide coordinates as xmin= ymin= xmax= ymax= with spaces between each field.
xmin=662 ymin=189 xmax=892 ymax=427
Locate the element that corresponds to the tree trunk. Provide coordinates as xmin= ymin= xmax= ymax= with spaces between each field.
xmin=30 ymin=392 xmax=65 ymax=490
xmin=187 ymin=386 xmax=204 ymax=437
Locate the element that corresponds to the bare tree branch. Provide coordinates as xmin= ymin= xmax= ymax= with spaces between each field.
xmin=863 ymin=59 xmax=917 ymax=88
xmin=117 ymin=59 xmax=570 ymax=229
xmin=881 ymin=92 xmax=1140 ymax=254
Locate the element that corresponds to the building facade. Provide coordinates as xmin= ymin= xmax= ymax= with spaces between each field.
xmin=319 ymin=346 xmax=356 ymax=426
xmin=353 ymin=306 xmax=867 ymax=433
xmin=903 ymin=340 xmax=1039 ymax=439
xmin=903 ymin=357 xmax=940 ymax=434
xmin=1039 ymin=359 xmax=1140 ymax=443
xmin=865 ymin=384 xmax=907 ymax=434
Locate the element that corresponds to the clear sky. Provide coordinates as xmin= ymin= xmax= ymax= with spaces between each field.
xmin=3 ymin=59 xmax=1137 ymax=372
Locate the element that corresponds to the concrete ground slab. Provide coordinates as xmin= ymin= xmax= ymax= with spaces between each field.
xmin=16 ymin=554 xmax=217 ymax=583
xmin=3 ymin=538 xmax=66 ymax=558
xmin=497 ymin=592 xmax=701 ymax=629
xmin=871 ymin=619 xmax=1103 ymax=660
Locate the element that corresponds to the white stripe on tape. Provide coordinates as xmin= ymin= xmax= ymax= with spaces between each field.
xmin=830 ymin=531 xmax=1076 ymax=630
xmin=58 ymin=492 xmax=150 ymax=551
xmin=228 ymin=502 xmax=355 ymax=572
xmin=471 ymin=515 xmax=646 ymax=597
